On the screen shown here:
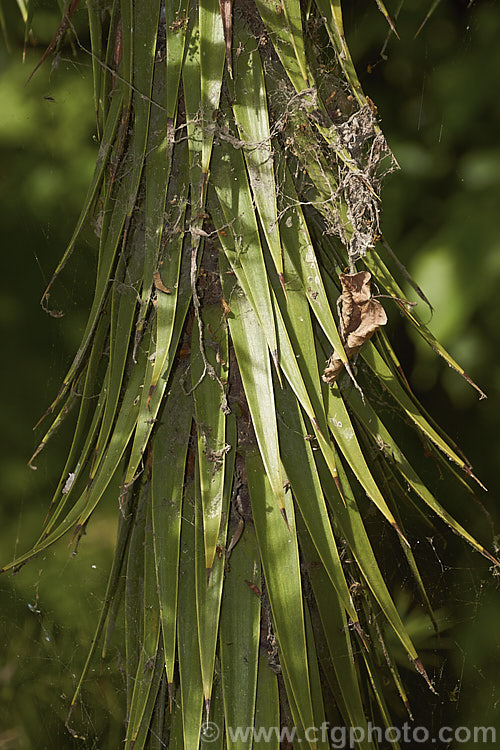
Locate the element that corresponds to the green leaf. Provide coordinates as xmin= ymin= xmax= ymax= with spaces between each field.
xmin=373 ymin=0 xmax=399 ymax=37
xmin=2 ymin=330 xmax=152 ymax=572
xmin=221 ymin=269 xmax=285 ymax=517
xmin=200 ymin=0 xmax=226 ymax=175
xmin=211 ymin=134 xmax=279 ymax=366
xmin=246 ymin=449 xmax=316 ymax=738
xmin=90 ymin=241 xmax=143 ymax=481
xmin=39 ymin=89 xmax=123 ymax=323
xmin=274 ymin=379 xmax=356 ymax=621
xmin=191 ymin=304 xmax=230 ymax=571
xmin=86 ymin=0 xmax=103 ymax=123
xmin=125 ymin=487 xmax=162 ymax=748
xmin=316 ymin=451 xmax=420 ymax=664
xmin=344 ymin=382 xmax=499 ymax=566
xmin=297 ymin=513 xmax=372 ymax=747
xmin=194 ymin=470 xmax=226 ymax=706
xmin=303 ymin=605 xmax=330 ymax=749
xmin=314 ymin=0 xmax=365 ymax=105
xmin=253 ymin=652 xmax=279 ymax=749
xmin=255 ymin=0 xmax=309 ymax=93
xmin=361 ymin=342 xmax=481 ymax=477
xmin=152 ymin=366 xmax=193 ymax=686
xmin=220 ymin=524 xmax=261 ymax=749
xmin=149 ymin=139 xmax=190 ymax=389
xmin=363 ymin=250 xmax=486 ymax=399
xmin=124 ymin=484 xmax=147 ymax=712
xmin=66 ymin=496 xmax=136 ymax=730
xmin=165 ymin=0 xmax=190 ymax=119
xmin=277 ymin=161 xmax=348 ymax=366
xmin=325 ymin=383 xmax=403 ymax=536
xmin=178 ymin=485 xmax=205 ymax=748
xmin=232 ymin=19 xmax=284 ymax=280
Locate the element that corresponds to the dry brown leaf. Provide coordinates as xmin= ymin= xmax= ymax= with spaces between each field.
xmin=323 ymin=271 xmax=387 ymax=384
xmin=221 ymin=297 xmax=231 ymax=316
xmin=218 ymin=0 xmax=233 ymax=79
xmin=153 ymin=271 xmax=170 ymax=294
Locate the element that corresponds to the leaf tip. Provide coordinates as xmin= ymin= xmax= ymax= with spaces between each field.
xmin=280 ymin=506 xmax=290 ymax=532
xmin=147 ymin=384 xmax=155 ymax=408
xmin=353 ymin=621 xmax=369 ymax=651
xmin=413 ymin=657 xmax=438 ymax=694
xmin=481 ymin=548 xmax=500 ymax=567
xmin=333 ymin=475 xmax=346 ymax=506
xmin=278 ymin=273 xmax=288 ymax=301
xmin=463 ymin=464 xmax=487 ymax=492
xmin=392 ymin=522 xmax=410 ymax=547
xmin=403 ymin=698 xmax=414 ymax=721
xmin=311 ymin=416 xmax=324 ymax=440
xmin=272 ymin=349 xmax=283 ymax=388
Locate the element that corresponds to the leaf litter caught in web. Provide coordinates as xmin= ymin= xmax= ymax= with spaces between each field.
xmin=323 ymin=271 xmax=387 ymax=383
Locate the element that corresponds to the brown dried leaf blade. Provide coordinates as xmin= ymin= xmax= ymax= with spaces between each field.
xmin=323 ymin=271 xmax=387 ymax=383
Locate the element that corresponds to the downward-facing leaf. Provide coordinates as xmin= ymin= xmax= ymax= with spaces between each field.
xmin=200 ymin=0 xmax=226 ymax=175
xmin=314 ymin=0 xmax=365 ymax=105
xmin=232 ymin=19 xmax=284 ymax=280
xmin=194 ymin=467 xmax=227 ymax=708
xmin=137 ymin=35 xmax=178 ymax=356
xmin=253 ymin=651 xmax=280 ymax=748
xmin=39 ymin=89 xmax=123 ymax=323
xmin=126 ymin=489 xmax=162 ymax=748
xmin=178 ymin=486 xmax=204 ymax=749
xmin=303 ymin=605 xmax=330 ymax=749
xmin=360 ymin=648 xmax=403 ymax=748
xmin=2 ymin=331 xmax=152 ymax=572
xmin=271 ymin=284 xmax=340 ymax=483
xmin=165 ymin=0 xmax=190 ymax=119
xmin=296 ymin=513 xmax=371 ymax=747
xmin=45 ymin=121 xmax=146 ymax=421
xmin=152 ymin=364 xmax=193 ymax=687
xmin=124 ymin=484 xmax=147 ymax=712
xmin=345 ymin=382 xmax=499 ymax=566
xmin=255 ymin=0 xmax=309 ymax=93
xmin=277 ymin=162 xmax=348 ymax=367
xmin=316 ymin=451 xmax=420 ymax=664
xmin=191 ymin=304 xmax=229 ymax=572
xmin=361 ymin=342 xmax=479 ymax=477
xmin=90 ymin=239 xmax=143 ymax=481
xmin=66 ymin=494 xmax=135 ymax=729
xmin=363 ymin=251 xmax=486 ymax=398
xmin=325 ymin=383 xmax=402 ymax=535
xmin=246 ymin=449 xmax=315 ymax=736
xmin=150 ymin=140 xmax=190 ymax=389
xmin=210 ymin=134 xmax=279 ymax=365
xmin=274 ymin=379 xmax=356 ymax=620
xmin=221 ymin=269 xmax=285 ymax=517
xmin=220 ymin=524 xmax=261 ymax=749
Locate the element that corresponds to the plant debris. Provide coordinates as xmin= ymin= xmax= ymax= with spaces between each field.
xmin=323 ymin=271 xmax=387 ymax=383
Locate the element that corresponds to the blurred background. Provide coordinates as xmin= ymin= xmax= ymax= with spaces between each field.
xmin=0 ymin=0 xmax=498 ymax=747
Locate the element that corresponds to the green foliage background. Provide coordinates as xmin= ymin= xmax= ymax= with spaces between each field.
xmin=0 ymin=1 xmax=498 ymax=747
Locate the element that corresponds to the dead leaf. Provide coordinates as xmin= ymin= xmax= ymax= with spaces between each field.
xmin=26 ymin=0 xmax=82 ymax=84
xmin=323 ymin=271 xmax=387 ymax=383
xmin=218 ymin=0 xmax=233 ymax=78
xmin=153 ymin=271 xmax=170 ymax=294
